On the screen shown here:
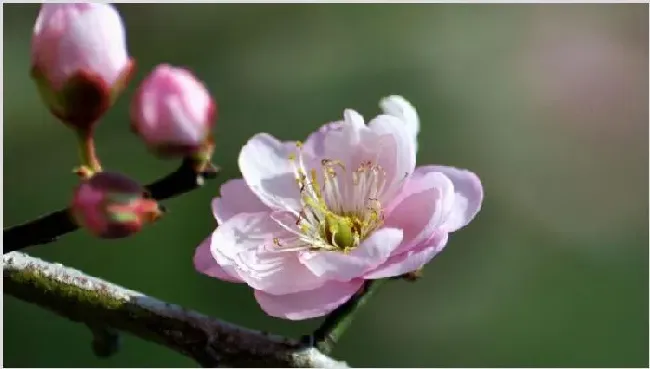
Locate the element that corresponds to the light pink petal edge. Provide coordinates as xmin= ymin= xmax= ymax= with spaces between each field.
xmin=367 ymin=114 xmax=417 ymax=201
xmin=211 ymin=178 xmax=269 ymax=225
xmin=237 ymin=133 xmax=302 ymax=212
xmin=193 ymin=236 xmax=243 ymax=283
xmin=299 ymin=227 xmax=404 ymax=281
xmin=254 ymin=279 xmax=365 ymax=320
xmin=58 ymin=4 xmax=128 ymax=86
xmin=384 ymin=170 xmax=455 ymax=254
xmin=379 ymin=95 xmax=420 ymax=149
xmin=419 ymin=165 xmax=484 ymax=232
xmin=365 ymin=233 xmax=449 ymax=279
xmin=210 ymin=212 xmax=327 ymax=295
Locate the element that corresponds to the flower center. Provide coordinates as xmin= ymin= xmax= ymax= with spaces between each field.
xmin=280 ymin=142 xmax=386 ymax=253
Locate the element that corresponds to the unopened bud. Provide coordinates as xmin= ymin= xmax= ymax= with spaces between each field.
xmin=130 ymin=64 xmax=216 ymax=159
xmin=31 ymin=4 xmax=134 ymax=130
xmin=71 ymin=172 xmax=163 ymax=239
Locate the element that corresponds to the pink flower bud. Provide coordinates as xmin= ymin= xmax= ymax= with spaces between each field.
xmin=130 ymin=64 xmax=216 ymax=157
xmin=31 ymin=4 xmax=135 ymax=129
xmin=71 ymin=172 xmax=163 ymax=239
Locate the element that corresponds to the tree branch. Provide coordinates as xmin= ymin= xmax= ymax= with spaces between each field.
xmin=3 ymin=159 xmax=218 ymax=253
xmin=3 ymin=251 xmax=348 ymax=368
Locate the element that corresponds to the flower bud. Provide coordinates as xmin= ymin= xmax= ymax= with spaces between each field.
xmin=130 ymin=64 xmax=216 ymax=158
xmin=71 ymin=172 xmax=163 ymax=239
xmin=31 ymin=4 xmax=134 ymax=130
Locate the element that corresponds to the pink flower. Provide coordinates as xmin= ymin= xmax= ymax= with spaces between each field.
xmin=130 ymin=64 xmax=216 ymax=157
xmin=194 ymin=96 xmax=483 ymax=320
xmin=71 ymin=171 xmax=163 ymax=239
xmin=31 ymin=3 xmax=134 ymax=128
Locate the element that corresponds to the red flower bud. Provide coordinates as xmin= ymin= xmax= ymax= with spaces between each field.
xmin=71 ymin=172 xmax=163 ymax=239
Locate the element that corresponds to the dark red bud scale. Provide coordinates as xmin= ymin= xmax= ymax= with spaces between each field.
xmin=31 ymin=59 xmax=135 ymax=132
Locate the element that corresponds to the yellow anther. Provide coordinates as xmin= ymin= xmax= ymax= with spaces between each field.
xmin=286 ymin=148 xmax=385 ymax=253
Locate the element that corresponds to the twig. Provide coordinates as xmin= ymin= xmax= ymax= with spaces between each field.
xmin=3 ymin=251 xmax=349 ymax=368
xmin=87 ymin=323 xmax=121 ymax=358
xmin=306 ymin=279 xmax=388 ymax=355
xmin=3 ymin=159 xmax=218 ymax=253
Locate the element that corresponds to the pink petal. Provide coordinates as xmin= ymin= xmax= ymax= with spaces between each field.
xmin=238 ymin=133 xmax=302 ymax=212
xmin=211 ymin=179 xmax=269 ymax=224
xmin=379 ymin=95 xmax=420 ymax=150
xmin=302 ymin=110 xmax=396 ymax=207
xmin=384 ymin=170 xmax=455 ymax=254
xmin=303 ymin=121 xmax=343 ymax=158
xmin=317 ymin=109 xmax=371 ymax=166
xmin=193 ymin=236 xmax=243 ymax=283
xmin=130 ymin=65 xmax=213 ymax=147
xmin=327 ymin=109 xmax=368 ymax=148
xmin=33 ymin=4 xmax=127 ymax=89
xmin=210 ymin=212 xmax=326 ymax=295
xmin=303 ymin=109 xmax=415 ymax=205
xmin=299 ymin=228 xmax=403 ymax=281
xmin=254 ymin=279 xmax=365 ymax=320
xmin=58 ymin=4 xmax=128 ymax=87
xmin=367 ymin=114 xmax=417 ymax=201
xmin=365 ymin=233 xmax=449 ymax=279
xmin=417 ymin=165 xmax=484 ymax=232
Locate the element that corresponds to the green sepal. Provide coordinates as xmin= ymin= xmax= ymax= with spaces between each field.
xmin=31 ymin=67 xmax=65 ymax=117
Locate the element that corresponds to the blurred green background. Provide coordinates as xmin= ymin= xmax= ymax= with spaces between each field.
xmin=3 ymin=4 xmax=648 ymax=367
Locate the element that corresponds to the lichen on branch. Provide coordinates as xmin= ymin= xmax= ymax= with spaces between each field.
xmin=3 ymin=251 xmax=348 ymax=368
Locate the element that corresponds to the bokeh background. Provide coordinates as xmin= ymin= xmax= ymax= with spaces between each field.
xmin=3 ymin=3 xmax=648 ymax=367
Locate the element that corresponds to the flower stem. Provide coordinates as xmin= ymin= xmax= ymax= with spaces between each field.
xmin=189 ymin=137 xmax=217 ymax=175
xmin=76 ymin=127 xmax=102 ymax=177
xmin=308 ymin=279 xmax=388 ymax=355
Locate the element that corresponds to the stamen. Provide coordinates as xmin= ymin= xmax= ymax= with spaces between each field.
xmin=275 ymin=143 xmax=386 ymax=253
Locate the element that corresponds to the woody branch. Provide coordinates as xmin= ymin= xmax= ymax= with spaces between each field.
xmin=3 ymin=158 xmax=217 ymax=253
xmin=3 ymin=251 xmax=349 ymax=368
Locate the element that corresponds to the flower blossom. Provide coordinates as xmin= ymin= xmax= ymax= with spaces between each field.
xmin=194 ymin=96 xmax=483 ymax=320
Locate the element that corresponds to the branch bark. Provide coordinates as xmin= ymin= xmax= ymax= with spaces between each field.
xmin=3 ymin=159 xmax=218 ymax=253
xmin=3 ymin=251 xmax=348 ymax=368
